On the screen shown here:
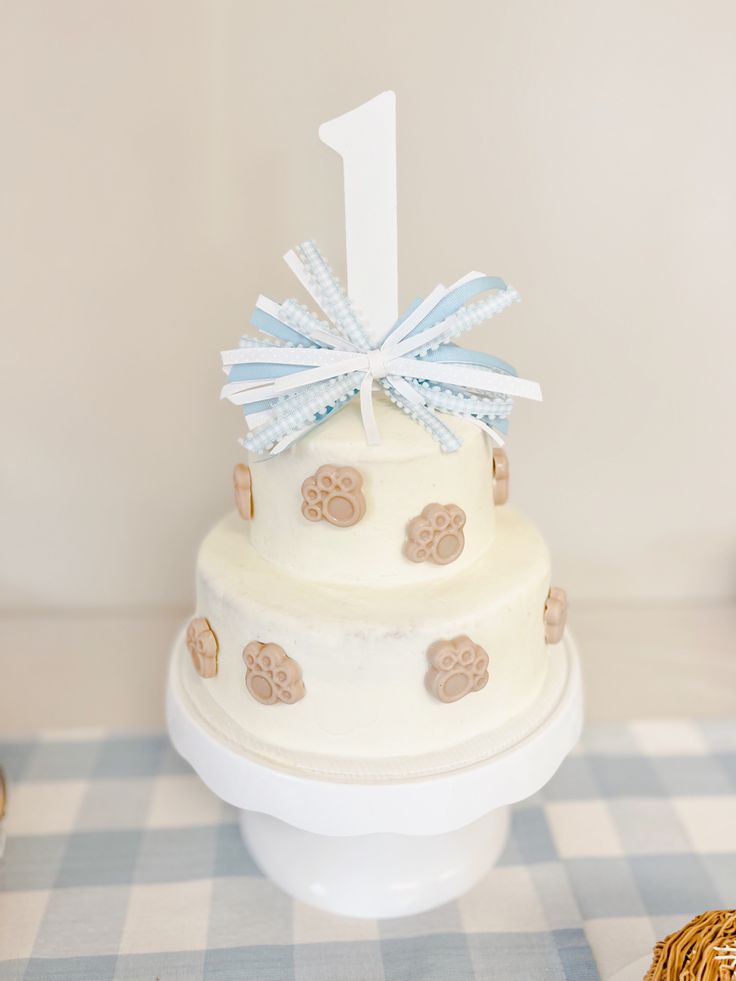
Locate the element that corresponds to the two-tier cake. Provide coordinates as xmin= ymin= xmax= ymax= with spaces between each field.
xmin=176 ymin=238 xmax=568 ymax=782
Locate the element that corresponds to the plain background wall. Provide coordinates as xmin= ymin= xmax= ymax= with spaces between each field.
xmin=1 ymin=0 xmax=735 ymax=611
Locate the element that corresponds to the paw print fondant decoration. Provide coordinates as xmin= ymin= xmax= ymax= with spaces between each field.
xmin=242 ymin=641 xmax=306 ymax=705
xmin=544 ymin=586 xmax=568 ymax=645
xmin=186 ymin=617 xmax=218 ymax=678
xmin=426 ymin=635 xmax=489 ymax=703
xmin=405 ymin=503 xmax=466 ymax=565
xmin=492 ymin=448 xmax=509 ymax=505
xmin=233 ymin=463 xmax=253 ymax=519
xmin=301 ymin=465 xmax=366 ymax=527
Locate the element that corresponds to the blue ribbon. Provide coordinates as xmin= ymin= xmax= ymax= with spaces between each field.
xmin=402 ymin=276 xmax=508 ymax=341
xmin=421 ymin=343 xmax=517 ymax=377
xmin=251 ymin=307 xmax=319 ymax=347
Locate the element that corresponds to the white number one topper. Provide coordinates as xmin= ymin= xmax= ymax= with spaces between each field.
xmin=319 ymin=91 xmax=398 ymax=345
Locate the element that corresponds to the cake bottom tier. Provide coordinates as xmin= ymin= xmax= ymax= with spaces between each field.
xmin=184 ymin=507 xmax=557 ymax=777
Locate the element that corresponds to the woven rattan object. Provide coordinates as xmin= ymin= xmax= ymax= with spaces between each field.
xmin=645 ymin=910 xmax=736 ymax=980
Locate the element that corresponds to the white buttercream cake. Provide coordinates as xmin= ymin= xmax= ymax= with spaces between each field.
xmin=178 ymin=394 xmax=568 ymax=780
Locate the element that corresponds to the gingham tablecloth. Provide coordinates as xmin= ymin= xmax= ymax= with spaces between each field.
xmin=0 ymin=720 xmax=734 ymax=981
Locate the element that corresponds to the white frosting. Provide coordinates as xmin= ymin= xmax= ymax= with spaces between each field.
xmin=174 ymin=635 xmax=573 ymax=781
xmin=188 ymin=506 xmax=551 ymax=765
xmin=247 ymin=396 xmax=496 ymax=587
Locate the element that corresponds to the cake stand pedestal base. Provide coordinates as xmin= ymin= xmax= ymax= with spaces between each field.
xmin=239 ymin=806 xmax=510 ymax=919
xmin=167 ymin=632 xmax=582 ymax=919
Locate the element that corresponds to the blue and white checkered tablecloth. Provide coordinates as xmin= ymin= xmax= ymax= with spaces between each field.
xmin=0 ymin=720 xmax=735 ymax=981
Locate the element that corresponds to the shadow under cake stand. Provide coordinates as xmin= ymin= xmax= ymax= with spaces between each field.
xmin=166 ymin=632 xmax=583 ymax=919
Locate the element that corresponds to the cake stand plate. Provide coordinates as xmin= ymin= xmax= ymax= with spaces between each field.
xmin=166 ymin=632 xmax=583 ymax=918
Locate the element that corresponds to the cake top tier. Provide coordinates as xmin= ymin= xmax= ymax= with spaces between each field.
xmin=245 ymin=395 xmax=498 ymax=587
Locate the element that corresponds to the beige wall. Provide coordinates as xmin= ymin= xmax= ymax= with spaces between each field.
xmin=1 ymin=0 xmax=735 ymax=610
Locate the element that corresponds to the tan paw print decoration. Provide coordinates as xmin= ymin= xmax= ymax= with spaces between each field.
xmin=426 ymin=635 xmax=489 ymax=703
xmin=233 ymin=463 xmax=253 ymax=519
xmin=243 ymin=641 xmax=306 ymax=705
xmin=301 ymin=465 xmax=366 ymax=527
xmin=544 ymin=586 xmax=568 ymax=644
xmin=186 ymin=617 xmax=219 ymax=679
xmin=492 ymin=448 xmax=509 ymax=505
xmin=405 ymin=503 xmax=466 ymax=565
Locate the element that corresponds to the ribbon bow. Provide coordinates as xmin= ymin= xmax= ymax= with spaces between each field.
xmin=221 ymin=241 xmax=542 ymax=456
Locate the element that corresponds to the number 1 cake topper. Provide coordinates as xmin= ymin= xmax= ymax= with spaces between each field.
xmin=221 ymin=92 xmax=542 ymax=457
xmin=319 ymin=91 xmax=398 ymax=344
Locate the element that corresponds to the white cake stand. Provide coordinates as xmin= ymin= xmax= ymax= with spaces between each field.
xmin=166 ymin=632 xmax=583 ymax=918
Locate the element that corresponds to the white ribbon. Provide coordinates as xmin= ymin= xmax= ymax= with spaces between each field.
xmin=222 ymin=336 xmax=541 ymax=410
